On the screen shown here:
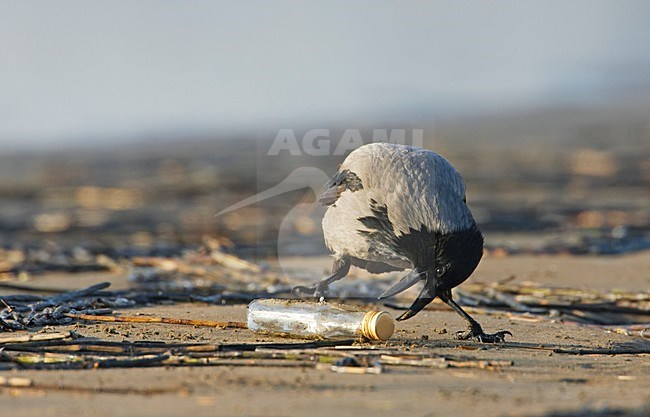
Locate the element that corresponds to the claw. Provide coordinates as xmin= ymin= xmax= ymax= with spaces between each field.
xmin=456 ymin=326 xmax=512 ymax=343
xmin=291 ymin=283 xmax=329 ymax=298
xmin=291 ymin=285 xmax=312 ymax=296
xmin=474 ymin=330 xmax=512 ymax=343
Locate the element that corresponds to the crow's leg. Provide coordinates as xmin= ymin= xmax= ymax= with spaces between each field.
xmin=292 ymin=256 xmax=351 ymax=298
xmin=438 ymin=291 xmax=512 ymax=343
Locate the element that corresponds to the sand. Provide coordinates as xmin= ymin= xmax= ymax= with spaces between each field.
xmin=1 ymin=253 xmax=649 ymax=417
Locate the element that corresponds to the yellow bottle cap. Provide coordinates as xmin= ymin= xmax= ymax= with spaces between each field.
xmin=362 ymin=311 xmax=395 ymax=341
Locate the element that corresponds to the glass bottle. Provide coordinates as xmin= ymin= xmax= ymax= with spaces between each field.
xmin=247 ymin=299 xmax=395 ymax=341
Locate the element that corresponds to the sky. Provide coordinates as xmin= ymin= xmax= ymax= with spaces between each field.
xmin=2 ymin=1 xmax=650 ymax=149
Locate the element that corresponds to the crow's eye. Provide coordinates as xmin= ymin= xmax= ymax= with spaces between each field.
xmin=435 ymin=265 xmax=447 ymax=277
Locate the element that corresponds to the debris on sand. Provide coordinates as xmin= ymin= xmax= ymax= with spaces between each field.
xmin=0 ymin=331 xmax=516 ymax=374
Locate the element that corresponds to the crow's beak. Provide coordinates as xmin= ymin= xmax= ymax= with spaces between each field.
xmin=396 ymin=277 xmax=436 ymax=321
xmin=378 ymin=269 xmax=423 ymax=299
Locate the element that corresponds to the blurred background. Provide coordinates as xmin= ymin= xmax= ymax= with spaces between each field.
xmin=1 ymin=1 xmax=649 ymax=266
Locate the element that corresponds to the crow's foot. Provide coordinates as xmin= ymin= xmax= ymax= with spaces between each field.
xmin=456 ymin=323 xmax=512 ymax=343
xmin=291 ymin=282 xmax=329 ymax=299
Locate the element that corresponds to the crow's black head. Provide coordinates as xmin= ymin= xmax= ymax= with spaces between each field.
xmin=393 ymin=225 xmax=484 ymax=321
xmin=432 ymin=225 xmax=484 ymax=291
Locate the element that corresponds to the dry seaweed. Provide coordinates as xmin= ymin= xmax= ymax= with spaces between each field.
xmin=0 ymin=276 xmax=276 ymax=331
xmin=447 ymin=281 xmax=649 ymax=328
xmin=0 ymin=332 xmax=517 ymax=373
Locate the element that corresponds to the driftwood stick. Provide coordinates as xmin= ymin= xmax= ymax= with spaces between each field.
xmin=93 ymin=354 xmax=170 ymax=369
xmin=0 ymin=282 xmax=64 ymax=294
xmin=52 ymin=282 xmax=112 ymax=302
xmin=0 ymin=331 xmax=74 ymax=345
xmin=484 ymin=288 xmax=545 ymax=313
xmin=553 ymin=347 xmax=650 ymax=355
xmin=165 ymin=356 xmax=315 ymax=367
xmin=64 ymin=313 xmax=248 ymax=329
xmin=0 ymin=380 xmax=176 ymax=395
xmin=26 ymin=282 xmax=113 ymax=314
xmin=0 ymin=376 xmax=33 ymax=387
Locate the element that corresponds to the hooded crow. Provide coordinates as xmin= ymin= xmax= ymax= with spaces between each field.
xmin=293 ymin=143 xmax=511 ymax=343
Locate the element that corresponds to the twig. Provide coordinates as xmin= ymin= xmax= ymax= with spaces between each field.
xmin=165 ymin=356 xmax=315 ymax=367
xmin=48 ymin=282 xmax=112 ymax=302
xmin=222 ymin=339 xmax=356 ymax=352
xmin=93 ymin=354 xmax=170 ymax=368
xmin=483 ymin=288 xmax=546 ymax=313
xmin=0 ymin=376 xmax=33 ymax=387
xmin=0 ymin=331 xmax=74 ymax=345
xmin=323 ymin=363 xmax=383 ymax=374
xmin=553 ymin=347 xmax=650 ymax=355
xmin=602 ymin=325 xmax=649 ymax=338
xmin=0 ymin=382 xmax=177 ymax=396
xmin=379 ymin=354 xmax=513 ymax=370
xmin=64 ymin=313 xmax=248 ymax=329
xmin=0 ymin=282 xmax=65 ymax=294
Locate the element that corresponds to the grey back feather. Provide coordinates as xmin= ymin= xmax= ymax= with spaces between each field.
xmin=322 ymin=143 xmax=476 ymax=266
